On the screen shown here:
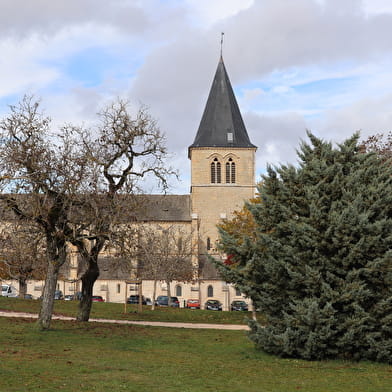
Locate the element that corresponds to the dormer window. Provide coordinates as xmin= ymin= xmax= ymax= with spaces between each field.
xmin=227 ymin=132 xmax=233 ymax=143
xmin=226 ymin=158 xmax=236 ymax=183
xmin=211 ymin=158 xmax=221 ymax=183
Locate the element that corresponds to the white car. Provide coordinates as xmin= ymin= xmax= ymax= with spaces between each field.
xmin=1 ymin=284 xmax=18 ymax=297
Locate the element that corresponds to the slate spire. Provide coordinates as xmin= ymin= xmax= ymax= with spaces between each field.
xmin=189 ymin=57 xmax=256 ymax=150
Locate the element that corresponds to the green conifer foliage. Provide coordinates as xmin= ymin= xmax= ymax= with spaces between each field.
xmin=217 ymin=132 xmax=392 ymax=363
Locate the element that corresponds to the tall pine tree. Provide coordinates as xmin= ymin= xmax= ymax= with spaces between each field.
xmin=217 ymin=132 xmax=392 ymax=363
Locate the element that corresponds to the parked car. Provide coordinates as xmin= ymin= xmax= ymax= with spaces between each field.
xmin=155 ymin=295 xmax=180 ymax=307
xmin=230 ymin=300 xmax=248 ymax=311
xmin=127 ymin=295 xmax=147 ymax=305
xmin=204 ymin=299 xmax=222 ymax=311
xmin=91 ymin=296 xmax=105 ymax=302
xmin=54 ymin=290 xmax=63 ymax=300
xmin=186 ymin=299 xmax=201 ymax=309
xmin=1 ymin=284 xmax=18 ymax=297
xmin=64 ymin=295 xmax=75 ymax=301
xmin=24 ymin=294 xmax=33 ymax=300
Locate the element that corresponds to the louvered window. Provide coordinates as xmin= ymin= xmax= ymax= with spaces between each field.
xmin=211 ymin=158 xmax=221 ymax=183
xmin=225 ymin=158 xmax=236 ymax=183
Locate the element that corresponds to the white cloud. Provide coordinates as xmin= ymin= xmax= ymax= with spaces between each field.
xmin=272 ymin=86 xmax=293 ymax=95
xmin=242 ymin=88 xmax=265 ymax=103
xmin=0 ymin=0 xmax=149 ymax=37
xmin=363 ymin=0 xmax=392 ymax=15
xmin=0 ymin=38 xmax=59 ymax=97
xmin=311 ymin=93 xmax=392 ymax=143
xmin=1 ymin=0 xmax=392 ymax=194
xmin=184 ymin=0 xmax=254 ymax=27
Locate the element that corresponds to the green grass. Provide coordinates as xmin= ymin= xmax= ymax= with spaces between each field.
xmin=0 ymin=316 xmax=390 ymax=392
xmin=0 ymin=296 xmax=256 ymax=324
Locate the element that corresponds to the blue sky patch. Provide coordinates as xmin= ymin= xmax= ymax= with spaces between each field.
xmin=65 ymin=47 xmax=117 ymax=87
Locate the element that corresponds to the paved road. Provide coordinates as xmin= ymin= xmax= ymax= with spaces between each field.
xmin=0 ymin=310 xmax=249 ymax=330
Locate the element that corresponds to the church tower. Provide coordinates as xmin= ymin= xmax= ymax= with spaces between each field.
xmin=189 ymin=56 xmax=257 ymax=263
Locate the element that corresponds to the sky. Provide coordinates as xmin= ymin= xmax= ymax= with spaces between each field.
xmin=1 ymin=0 xmax=392 ymax=194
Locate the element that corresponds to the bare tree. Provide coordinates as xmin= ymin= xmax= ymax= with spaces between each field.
xmin=0 ymin=96 xmax=88 ymax=329
xmin=137 ymin=224 xmax=196 ymax=308
xmin=64 ymin=100 xmax=174 ymax=321
xmin=0 ymin=221 xmax=46 ymax=297
xmin=0 ymin=96 xmax=174 ymax=326
xmin=361 ymin=131 xmax=392 ymax=161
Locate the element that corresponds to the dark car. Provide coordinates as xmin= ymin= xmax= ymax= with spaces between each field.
xmin=204 ymin=299 xmax=222 ymax=311
xmin=231 ymin=300 xmax=248 ymax=311
xmin=92 ymin=295 xmax=105 ymax=302
xmin=54 ymin=290 xmax=63 ymax=300
xmin=127 ymin=295 xmax=147 ymax=305
xmin=155 ymin=295 xmax=180 ymax=307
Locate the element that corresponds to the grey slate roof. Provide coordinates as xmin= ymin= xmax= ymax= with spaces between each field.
xmin=0 ymin=194 xmax=192 ymax=223
xmin=189 ymin=57 xmax=256 ymax=150
xmin=132 ymin=194 xmax=191 ymax=222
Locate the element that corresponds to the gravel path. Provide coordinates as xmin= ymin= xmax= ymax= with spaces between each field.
xmin=0 ymin=310 xmax=249 ymax=330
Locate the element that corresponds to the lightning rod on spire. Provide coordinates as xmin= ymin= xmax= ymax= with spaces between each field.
xmin=220 ymin=32 xmax=224 ymax=58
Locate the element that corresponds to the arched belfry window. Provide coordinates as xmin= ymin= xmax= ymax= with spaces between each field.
xmin=226 ymin=158 xmax=236 ymax=183
xmin=211 ymin=158 xmax=221 ymax=184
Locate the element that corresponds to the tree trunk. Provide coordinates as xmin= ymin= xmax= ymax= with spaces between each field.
xmin=151 ymin=279 xmax=157 ymax=310
xmin=18 ymin=278 xmax=27 ymax=299
xmin=37 ymin=233 xmax=67 ymax=331
xmin=166 ymin=280 xmax=171 ymax=307
xmin=77 ymin=260 xmax=99 ymax=322
xmin=252 ymin=300 xmax=257 ymax=321
xmin=37 ymin=261 xmax=60 ymax=330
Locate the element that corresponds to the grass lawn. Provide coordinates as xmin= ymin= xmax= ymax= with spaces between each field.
xmin=0 ymin=296 xmax=256 ymax=324
xmin=0 ymin=316 xmax=391 ymax=392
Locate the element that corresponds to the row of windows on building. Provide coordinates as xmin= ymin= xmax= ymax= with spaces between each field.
xmin=175 ymin=284 xmax=241 ymax=298
xmin=122 ymin=283 xmax=241 ymax=298
xmin=211 ymin=158 xmax=235 ymax=184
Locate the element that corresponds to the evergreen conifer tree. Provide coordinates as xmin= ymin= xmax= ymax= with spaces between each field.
xmin=217 ymin=132 xmax=392 ymax=363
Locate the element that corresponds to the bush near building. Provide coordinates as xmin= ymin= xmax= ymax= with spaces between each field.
xmin=217 ymin=132 xmax=392 ymax=363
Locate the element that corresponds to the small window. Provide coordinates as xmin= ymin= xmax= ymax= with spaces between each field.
xmin=117 ymin=284 xmax=121 ymax=294
xmin=211 ymin=158 xmax=221 ymax=184
xmin=227 ymin=132 xmax=233 ymax=142
xmin=176 ymin=285 xmax=182 ymax=297
xmin=235 ymin=288 xmax=241 ymax=296
xmin=207 ymin=285 xmax=214 ymax=297
xmin=206 ymin=237 xmax=211 ymax=251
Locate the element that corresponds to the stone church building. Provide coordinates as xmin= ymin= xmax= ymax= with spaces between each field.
xmin=18 ymin=56 xmax=258 ymax=310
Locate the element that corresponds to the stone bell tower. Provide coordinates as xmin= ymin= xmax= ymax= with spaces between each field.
xmin=189 ymin=56 xmax=257 ymax=268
